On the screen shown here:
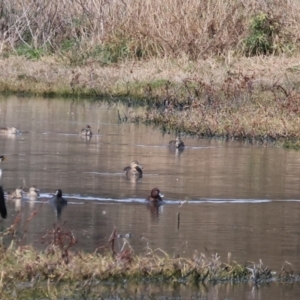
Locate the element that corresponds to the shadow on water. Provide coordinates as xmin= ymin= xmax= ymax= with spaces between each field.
xmin=1 ymin=96 xmax=300 ymax=299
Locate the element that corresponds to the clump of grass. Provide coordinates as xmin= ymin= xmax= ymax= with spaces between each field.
xmin=242 ymin=12 xmax=293 ymax=56
xmin=0 ymin=224 xmax=298 ymax=295
xmin=0 ymin=209 xmax=299 ymax=297
xmin=281 ymin=139 xmax=300 ymax=150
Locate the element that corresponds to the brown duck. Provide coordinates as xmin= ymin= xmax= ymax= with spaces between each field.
xmin=146 ymin=188 xmax=164 ymax=202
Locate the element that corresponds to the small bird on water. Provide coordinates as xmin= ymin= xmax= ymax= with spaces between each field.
xmin=168 ymin=136 xmax=185 ymax=149
xmin=0 ymin=127 xmax=21 ymax=134
xmin=123 ymin=160 xmax=143 ymax=178
xmin=79 ymin=125 xmax=93 ymax=136
xmin=50 ymin=189 xmax=68 ymax=220
xmin=146 ymin=187 xmax=164 ymax=202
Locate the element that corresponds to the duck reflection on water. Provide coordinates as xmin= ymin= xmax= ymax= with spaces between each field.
xmin=146 ymin=201 xmax=164 ymax=221
xmin=168 ymin=145 xmax=185 ymax=156
xmin=49 ymin=189 xmax=68 ymax=220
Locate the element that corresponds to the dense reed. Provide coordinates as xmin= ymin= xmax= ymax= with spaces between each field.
xmin=0 ymin=0 xmax=300 ymax=60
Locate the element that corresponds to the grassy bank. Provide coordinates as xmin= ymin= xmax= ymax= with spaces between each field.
xmin=1 ymin=54 xmax=300 ymax=148
xmin=0 ymin=225 xmax=298 ymax=298
xmin=0 ymin=0 xmax=300 ymax=147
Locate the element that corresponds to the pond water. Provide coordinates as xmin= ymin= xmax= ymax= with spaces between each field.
xmin=1 ymin=96 xmax=300 ymax=299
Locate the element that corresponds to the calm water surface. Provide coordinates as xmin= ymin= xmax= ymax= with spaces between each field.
xmin=1 ymin=96 xmax=300 ymax=299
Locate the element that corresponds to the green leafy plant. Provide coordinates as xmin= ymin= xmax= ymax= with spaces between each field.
xmin=15 ymin=45 xmax=46 ymax=60
xmin=243 ymin=12 xmax=281 ymax=56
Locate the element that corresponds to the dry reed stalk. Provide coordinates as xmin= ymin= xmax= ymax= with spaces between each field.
xmin=0 ymin=0 xmax=298 ymax=59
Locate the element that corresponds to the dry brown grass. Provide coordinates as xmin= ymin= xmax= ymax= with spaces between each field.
xmin=0 ymin=0 xmax=300 ymax=59
xmin=0 ymin=53 xmax=299 ymax=96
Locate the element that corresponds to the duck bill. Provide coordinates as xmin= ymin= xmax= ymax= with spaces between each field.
xmin=159 ymin=193 xmax=164 ymax=198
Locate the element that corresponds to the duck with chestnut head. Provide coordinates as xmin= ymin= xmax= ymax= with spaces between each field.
xmin=146 ymin=188 xmax=164 ymax=202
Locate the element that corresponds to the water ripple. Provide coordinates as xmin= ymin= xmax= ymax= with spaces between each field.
xmin=38 ymin=194 xmax=300 ymax=204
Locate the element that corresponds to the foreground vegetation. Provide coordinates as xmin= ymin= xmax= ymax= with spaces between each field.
xmin=0 ymin=0 xmax=300 ymax=147
xmin=0 ymin=223 xmax=298 ymax=298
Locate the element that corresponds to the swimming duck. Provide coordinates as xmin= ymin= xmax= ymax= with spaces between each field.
xmin=50 ymin=189 xmax=68 ymax=220
xmin=0 ymin=186 xmax=7 ymax=219
xmin=169 ymin=136 xmax=185 ymax=149
xmin=26 ymin=186 xmax=40 ymax=200
xmin=146 ymin=188 xmax=164 ymax=202
xmin=0 ymin=127 xmax=21 ymax=134
xmin=123 ymin=160 xmax=143 ymax=178
xmin=79 ymin=125 xmax=92 ymax=136
xmin=6 ymin=186 xmax=25 ymax=201
xmin=51 ymin=189 xmax=67 ymax=203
